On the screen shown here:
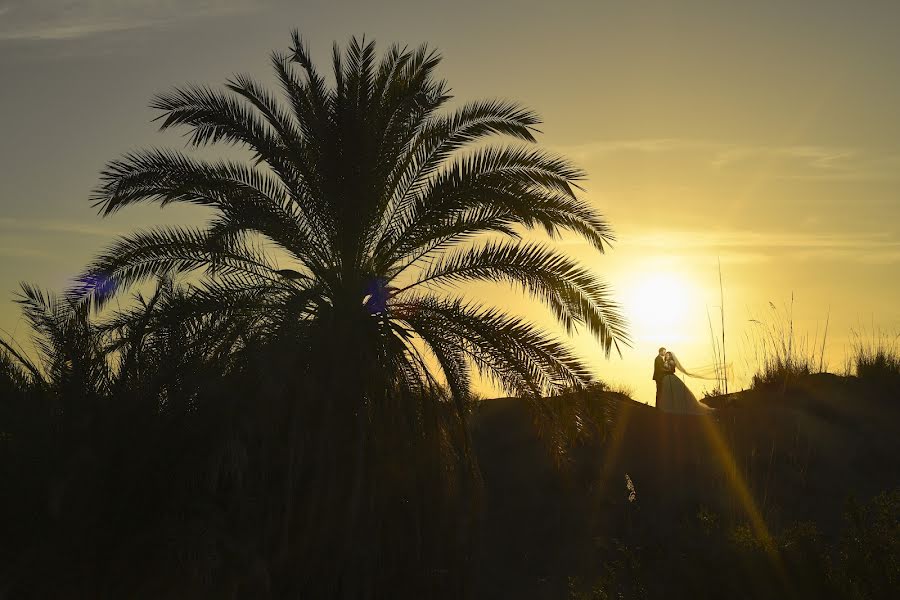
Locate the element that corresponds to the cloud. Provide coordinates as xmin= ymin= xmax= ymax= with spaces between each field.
xmin=555 ymin=138 xmax=900 ymax=182
xmin=552 ymin=138 xmax=721 ymax=163
xmin=621 ymin=228 xmax=900 ymax=264
xmin=709 ymin=144 xmax=855 ymax=171
xmin=560 ymin=226 xmax=900 ymax=264
xmin=0 ymin=217 xmax=122 ymax=237
xmin=0 ymin=0 xmax=260 ymax=41
xmin=627 ymin=229 xmax=898 ymax=249
xmin=0 ymin=246 xmax=55 ymax=260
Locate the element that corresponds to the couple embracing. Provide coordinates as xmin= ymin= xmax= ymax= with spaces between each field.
xmin=652 ymin=347 xmax=714 ymax=415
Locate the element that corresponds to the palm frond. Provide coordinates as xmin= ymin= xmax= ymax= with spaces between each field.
xmin=69 ymin=226 xmax=281 ymax=309
xmin=371 ymin=100 xmax=541 ymax=257
xmin=396 ymin=241 xmax=629 ymax=356
xmin=92 ymin=148 xmax=287 ymax=215
xmin=402 ymin=295 xmax=593 ymax=396
xmin=150 ymin=84 xmax=281 ymax=160
xmin=0 ymin=335 xmax=44 ymax=385
xmin=225 ymin=73 xmax=304 ymax=150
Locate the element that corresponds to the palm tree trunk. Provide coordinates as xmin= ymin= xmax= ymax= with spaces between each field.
xmin=345 ymin=398 xmax=372 ymax=597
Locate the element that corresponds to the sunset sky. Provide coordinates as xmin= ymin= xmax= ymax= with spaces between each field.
xmin=2 ymin=0 xmax=899 ymax=403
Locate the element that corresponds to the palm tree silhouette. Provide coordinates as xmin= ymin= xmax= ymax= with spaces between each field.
xmin=72 ymin=31 xmax=628 ymax=402
xmin=59 ymin=32 xmax=629 ymax=595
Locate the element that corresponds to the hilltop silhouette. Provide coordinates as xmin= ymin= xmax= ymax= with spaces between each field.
xmin=469 ymin=373 xmax=899 ymax=599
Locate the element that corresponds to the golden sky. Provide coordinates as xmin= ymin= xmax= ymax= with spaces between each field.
xmin=1 ymin=1 xmax=898 ymax=402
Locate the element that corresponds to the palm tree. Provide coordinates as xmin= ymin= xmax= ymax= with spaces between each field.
xmin=66 ymin=32 xmax=629 ymax=596
xmin=73 ymin=31 xmax=627 ymax=396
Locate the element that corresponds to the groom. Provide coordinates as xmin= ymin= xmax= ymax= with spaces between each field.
xmin=652 ymin=346 xmax=675 ymax=405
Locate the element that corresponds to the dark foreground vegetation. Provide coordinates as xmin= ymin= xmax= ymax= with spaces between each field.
xmin=472 ymin=373 xmax=899 ymax=599
xmin=3 ymin=332 xmax=898 ymax=599
xmin=1 ymin=31 xmax=898 ymax=599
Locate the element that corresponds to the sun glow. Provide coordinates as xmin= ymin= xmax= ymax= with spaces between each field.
xmin=622 ymin=269 xmax=700 ymax=344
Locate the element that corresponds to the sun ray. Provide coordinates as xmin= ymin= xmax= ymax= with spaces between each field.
xmin=696 ymin=413 xmax=793 ymax=593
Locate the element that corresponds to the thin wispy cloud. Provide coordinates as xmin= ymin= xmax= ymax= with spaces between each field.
xmin=709 ymin=145 xmax=856 ymax=171
xmin=554 ymin=138 xmax=721 ymax=162
xmin=627 ymin=229 xmax=900 ymax=250
xmin=0 ymin=217 xmax=123 ymax=237
xmin=0 ymin=246 xmax=55 ymax=260
xmin=560 ymin=226 xmax=900 ymax=264
xmin=0 ymin=0 xmax=261 ymax=41
xmin=622 ymin=228 xmax=900 ymax=264
xmin=556 ymin=138 xmax=900 ymax=182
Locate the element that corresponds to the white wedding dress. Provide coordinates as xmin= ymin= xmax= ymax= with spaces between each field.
xmin=657 ymin=354 xmax=715 ymax=415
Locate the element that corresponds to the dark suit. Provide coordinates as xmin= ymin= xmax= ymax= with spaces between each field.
xmin=652 ymin=354 xmax=672 ymax=404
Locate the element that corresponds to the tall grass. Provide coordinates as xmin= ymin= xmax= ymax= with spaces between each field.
xmin=848 ymin=327 xmax=900 ymax=385
xmin=705 ymin=259 xmax=730 ymax=397
xmin=719 ymin=259 xmax=727 ymax=394
xmin=745 ymin=295 xmax=830 ymax=391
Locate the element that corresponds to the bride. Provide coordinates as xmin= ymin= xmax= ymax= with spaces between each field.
xmin=658 ymin=351 xmax=715 ymax=415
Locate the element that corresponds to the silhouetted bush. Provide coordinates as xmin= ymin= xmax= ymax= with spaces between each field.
xmin=850 ymin=329 xmax=900 ymax=391
xmin=567 ymin=490 xmax=899 ymax=600
xmin=746 ymin=298 xmax=828 ymax=392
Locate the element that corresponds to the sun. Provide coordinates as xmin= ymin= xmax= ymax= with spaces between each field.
xmin=622 ymin=270 xmax=698 ymax=343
